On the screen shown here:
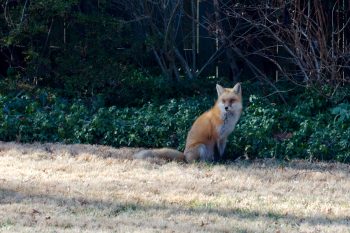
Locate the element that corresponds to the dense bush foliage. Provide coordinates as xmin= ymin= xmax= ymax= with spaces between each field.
xmin=1 ymin=88 xmax=349 ymax=163
xmin=1 ymin=0 xmax=349 ymax=164
xmin=0 ymin=90 xmax=210 ymax=149
xmin=228 ymin=94 xmax=350 ymax=163
xmin=1 ymin=64 xmax=218 ymax=108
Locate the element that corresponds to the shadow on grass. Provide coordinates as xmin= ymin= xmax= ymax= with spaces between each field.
xmin=1 ymin=141 xmax=349 ymax=231
xmin=223 ymin=157 xmax=350 ymax=175
xmin=1 ymin=185 xmax=349 ymax=232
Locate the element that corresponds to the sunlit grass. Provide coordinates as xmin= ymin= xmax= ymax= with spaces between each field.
xmin=0 ymin=141 xmax=349 ymax=232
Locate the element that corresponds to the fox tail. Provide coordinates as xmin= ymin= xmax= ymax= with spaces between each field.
xmin=134 ymin=148 xmax=185 ymax=162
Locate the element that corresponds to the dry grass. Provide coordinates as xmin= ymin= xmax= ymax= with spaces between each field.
xmin=0 ymin=141 xmax=349 ymax=233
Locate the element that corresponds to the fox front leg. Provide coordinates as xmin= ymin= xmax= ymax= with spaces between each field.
xmin=216 ymin=138 xmax=227 ymax=158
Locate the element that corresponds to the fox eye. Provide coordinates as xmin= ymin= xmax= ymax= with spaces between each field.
xmin=229 ymin=99 xmax=235 ymax=104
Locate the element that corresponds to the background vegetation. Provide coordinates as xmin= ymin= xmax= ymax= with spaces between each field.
xmin=0 ymin=0 xmax=349 ymax=162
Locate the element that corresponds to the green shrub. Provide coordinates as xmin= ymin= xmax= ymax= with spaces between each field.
xmin=0 ymin=88 xmax=349 ymax=163
xmin=228 ymin=94 xmax=350 ymax=163
xmin=0 ymin=92 xmax=213 ymax=150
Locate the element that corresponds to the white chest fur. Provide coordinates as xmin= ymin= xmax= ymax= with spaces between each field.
xmin=217 ymin=113 xmax=240 ymax=139
xmin=215 ymin=101 xmax=242 ymax=139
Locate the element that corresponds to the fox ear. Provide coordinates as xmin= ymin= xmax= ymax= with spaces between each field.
xmin=232 ymin=83 xmax=241 ymax=95
xmin=216 ymin=84 xmax=225 ymax=96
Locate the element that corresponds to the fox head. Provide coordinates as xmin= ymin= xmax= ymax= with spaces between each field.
xmin=216 ymin=83 xmax=243 ymax=115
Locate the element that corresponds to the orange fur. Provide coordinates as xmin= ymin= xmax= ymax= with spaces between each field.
xmin=134 ymin=83 xmax=243 ymax=162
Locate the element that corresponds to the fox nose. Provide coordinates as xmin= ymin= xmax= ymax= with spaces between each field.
xmin=225 ymin=106 xmax=229 ymax=111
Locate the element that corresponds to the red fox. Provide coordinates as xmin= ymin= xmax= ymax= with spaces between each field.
xmin=134 ymin=83 xmax=243 ymax=162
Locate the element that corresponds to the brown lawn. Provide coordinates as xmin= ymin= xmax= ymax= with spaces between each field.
xmin=0 ymin=141 xmax=349 ymax=233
